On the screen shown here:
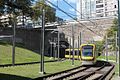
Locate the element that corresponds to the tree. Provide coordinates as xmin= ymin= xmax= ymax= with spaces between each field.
xmin=106 ymin=18 xmax=118 ymax=50
xmin=32 ymin=0 xmax=56 ymax=23
xmin=0 ymin=0 xmax=35 ymax=26
xmin=94 ymin=41 xmax=104 ymax=53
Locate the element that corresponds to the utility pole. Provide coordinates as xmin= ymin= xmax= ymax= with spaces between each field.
xmin=105 ymin=35 xmax=108 ymax=61
xmin=72 ymin=25 xmax=74 ymax=65
xmin=40 ymin=5 xmax=45 ymax=74
xmin=115 ymin=31 xmax=118 ymax=63
xmin=50 ymin=38 xmax=53 ymax=58
xmin=57 ymin=31 xmax=60 ymax=61
xmin=80 ymin=0 xmax=82 ymax=19
xmin=69 ymin=37 xmax=71 ymax=60
xmin=54 ymin=38 xmax=56 ymax=60
xmin=118 ymin=0 xmax=120 ymax=76
xmin=80 ymin=32 xmax=82 ymax=45
xmin=78 ymin=36 xmax=80 ymax=60
xmin=12 ymin=15 xmax=16 ymax=66
xmin=10 ymin=0 xmax=16 ymax=66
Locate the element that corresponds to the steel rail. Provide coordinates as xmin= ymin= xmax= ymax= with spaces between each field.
xmin=33 ymin=60 xmax=115 ymax=80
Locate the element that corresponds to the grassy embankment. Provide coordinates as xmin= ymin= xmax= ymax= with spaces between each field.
xmin=0 ymin=60 xmax=80 ymax=80
xmin=0 ymin=41 xmax=52 ymax=64
xmin=0 ymin=42 xmax=81 ymax=80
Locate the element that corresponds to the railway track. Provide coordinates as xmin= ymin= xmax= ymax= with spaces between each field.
xmin=33 ymin=60 xmax=115 ymax=80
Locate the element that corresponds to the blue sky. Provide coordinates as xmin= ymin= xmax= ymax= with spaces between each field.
xmin=48 ymin=0 xmax=77 ymax=20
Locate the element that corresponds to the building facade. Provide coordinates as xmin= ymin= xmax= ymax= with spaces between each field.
xmin=77 ymin=0 xmax=96 ymax=20
xmin=76 ymin=0 xmax=118 ymax=20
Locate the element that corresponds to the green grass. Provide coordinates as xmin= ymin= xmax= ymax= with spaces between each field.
xmin=0 ymin=43 xmax=51 ymax=65
xmin=0 ymin=60 xmax=80 ymax=80
xmin=97 ymin=55 xmax=117 ymax=61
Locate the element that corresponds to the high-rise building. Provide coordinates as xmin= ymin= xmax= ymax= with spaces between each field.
xmin=76 ymin=0 xmax=118 ymax=20
xmin=77 ymin=0 xmax=96 ymax=20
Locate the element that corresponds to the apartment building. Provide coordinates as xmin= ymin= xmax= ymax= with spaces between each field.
xmin=96 ymin=0 xmax=118 ymax=17
xmin=76 ymin=0 xmax=96 ymax=20
xmin=76 ymin=0 xmax=118 ymax=20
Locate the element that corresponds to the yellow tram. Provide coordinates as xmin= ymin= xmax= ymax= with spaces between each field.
xmin=65 ymin=44 xmax=101 ymax=65
xmin=65 ymin=48 xmax=80 ymax=59
xmin=80 ymin=44 xmax=100 ymax=65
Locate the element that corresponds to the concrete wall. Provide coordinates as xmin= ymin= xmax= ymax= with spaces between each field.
xmin=0 ymin=27 xmax=67 ymax=57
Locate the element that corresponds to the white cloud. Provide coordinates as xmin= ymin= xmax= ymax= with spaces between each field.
xmin=69 ymin=8 xmax=75 ymax=12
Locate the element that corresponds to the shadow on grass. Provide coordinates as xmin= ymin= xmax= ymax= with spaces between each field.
xmin=0 ymin=41 xmax=25 ymax=48
xmin=0 ymin=73 xmax=32 ymax=80
xmin=0 ymin=41 xmax=40 ymax=55
xmin=0 ymin=41 xmax=10 ymax=46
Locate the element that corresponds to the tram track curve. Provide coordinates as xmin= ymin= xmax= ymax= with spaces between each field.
xmin=33 ymin=60 xmax=115 ymax=80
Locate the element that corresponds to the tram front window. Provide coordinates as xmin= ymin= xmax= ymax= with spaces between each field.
xmin=82 ymin=49 xmax=93 ymax=57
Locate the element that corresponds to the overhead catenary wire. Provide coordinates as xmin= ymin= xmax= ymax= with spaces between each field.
xmin=46 ymin=0 xmax=102 ymax=36
xmin=62 ymin=0 xmax=98 ymax=28
xmin=58 ymin=0 xmax=115 ymax=35
xmin=58 ymin=25 xmax=80 ymax=37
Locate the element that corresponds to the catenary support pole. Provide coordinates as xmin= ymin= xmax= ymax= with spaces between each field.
xmin=80 ymin=32 xmax=82 ymax=45
xmin=12 ymin=17 xmax=16 ymax=66
xmin=50 ymin=38 xmax=53 ymax=58
xmin=116 ymin=31 xmax=118 ymax=63
xmin=72 ymin=25 xmax=74 ymax=65
xmin=69 ymin=37 xmax=71 ymax=60
xmin=105 ymin=35 xmax=108 ymax=61
xmin=40 ymin=8 xmax=45 ymax=74
xmin=78 ymin=36 xmax=80 ymax=60
xmin=58 ymin=31 xmax=60 ymax=61
xmin=118 ymin=0 xmax=120 ymax=76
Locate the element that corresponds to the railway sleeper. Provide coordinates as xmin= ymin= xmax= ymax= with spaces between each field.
xmin=99 ymin=65 xmax=115 ymax=80
xmin=85 ymin=73 xmax=103 ymax=80
xmin=47 ymin=67 xmax=88 ymax=80
xmin=66 ymin=72 xmax=95 ymax=80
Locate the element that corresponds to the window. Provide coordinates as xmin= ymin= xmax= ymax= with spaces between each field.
xmin=105 ymin=8 xmax=107 ymax=11
xmin=96 ymin=14 xmax=104 ymax=17
xmin=105 ymin=3 xmax=107 ymax=6
xmin=65 ymin=51 xmax=69 ymax=55
xmin=96 ymin=0 xmax=103 ymax=4
xmin=82 ymin=46 xmax=93 ymax=57
xmin=114 ymin=5 xmax=117 ymax=8
xmin=105 ymin=13 xmax=108 ymax=16
xmin=96 ymin=9 xmax=103 ymax=13
xmin=96 ymin=4 xmax=103 ymax=8
xmin=82 ymin=49 xmax=93 ymax=57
